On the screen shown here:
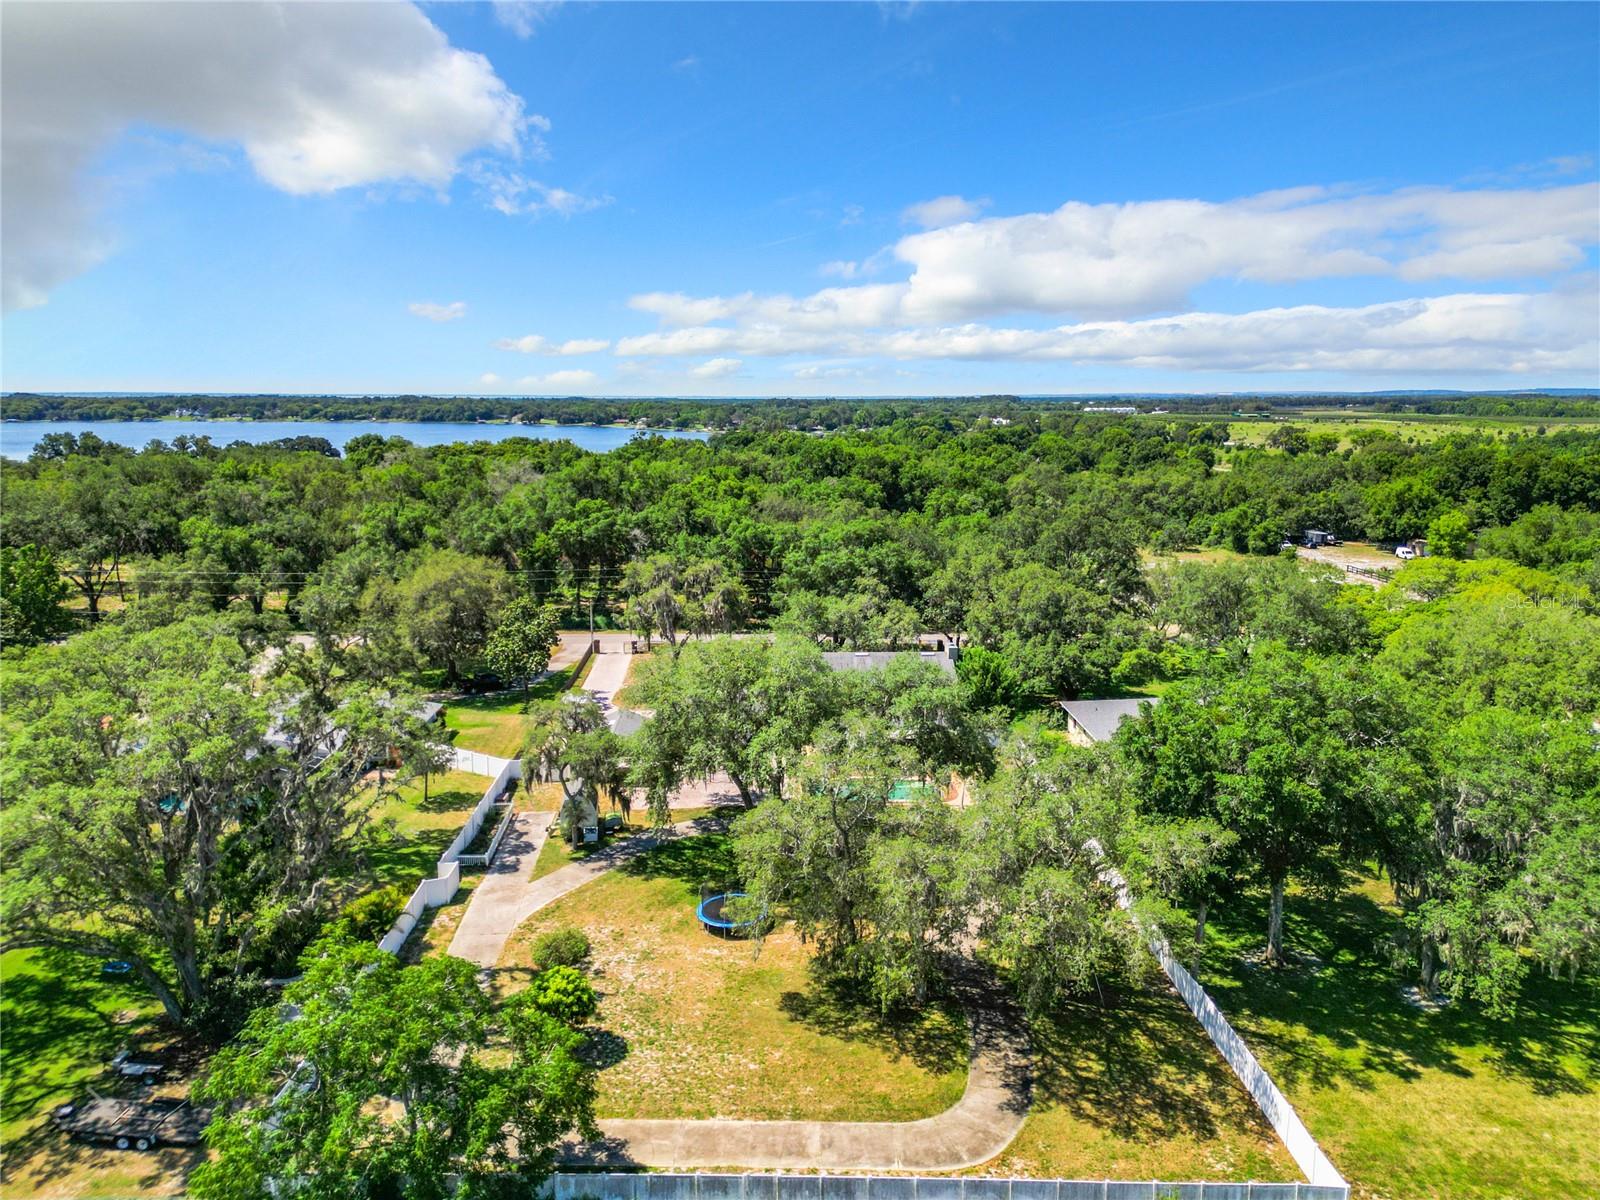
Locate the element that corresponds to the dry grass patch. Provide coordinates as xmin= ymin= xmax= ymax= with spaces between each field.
xmin=498 ymin=834 xmax=968 ymax=1123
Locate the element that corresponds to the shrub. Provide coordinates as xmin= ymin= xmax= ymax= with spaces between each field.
xmin=524 ymin=965 xmax=598 ymax=1026
xmin=337 ymin=884 xmax=409 ymax=943
xmin=532 ymin=926 xmax=590 ymax=969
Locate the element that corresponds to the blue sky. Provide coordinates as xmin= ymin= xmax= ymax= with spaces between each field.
xmin=2 ymin=1 xmax=1596 ymax=396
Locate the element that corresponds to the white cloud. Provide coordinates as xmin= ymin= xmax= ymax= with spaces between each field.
xmin=1 ymin=2 xmax=530 ymax=310
xmin=613 ymin=288 xmax=1598 ymax=375
xmin=471 ymin=167 xmax=612 ymax=218
xmin=409 ymin=300 xmax=468 ymax=322
xmin=622 ymin=183 xmax=1599 ymax=333
xmin=480 ymin=372 xmax=502 ymax=385
xmin=673 ymin=55 xmax=701 ymax=72
xmin=492 ymin=1 xmax=563 ymax=39
xmin=840 ymin=204 xmax=865 ymax=227
xmin=689 ymin=357 xmax=742 ymax=379
xmin=494 ymin=334 xmax=611 ymax=355
xmin=518 ymin=369 xmax=600 ymax=390
xmin=901 ymin=194 xmax=989 ymax=229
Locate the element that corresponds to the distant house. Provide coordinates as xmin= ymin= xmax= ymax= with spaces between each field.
xmin=820 ymin=647 xmax=958 ymax=676
xmin=1058 ymin=697 xmax=1160 ymax=746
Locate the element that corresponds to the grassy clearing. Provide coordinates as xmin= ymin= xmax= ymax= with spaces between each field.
xmin=498 ymin=833 xmax=969 ymax=1122
xmin=1195 ymin=874 xmax=1600 ymax=1200
xmin=1140 ymin=546 xmax=1255 ymax=566
xmin=612 ymin=650 xmax=655 ymax=707
xmin=1222 ymin=414 xmax=1600 ymax=451
xmin=978 ymin=982 xmax=1298 ymax=1182
xmin=442 ymin=668 xmax=576 ymax=758
xmin=0 ymin=949 xmax=198 ymax=1198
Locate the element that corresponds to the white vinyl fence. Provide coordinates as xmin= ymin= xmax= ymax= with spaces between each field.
xmin=1088 ymin=843 xmax=1347 ymax=1192
xmin=375 ymin=750 xmax=522 ymax=955
xmin=544 ymin=1175 xmax=1350 ymax=1200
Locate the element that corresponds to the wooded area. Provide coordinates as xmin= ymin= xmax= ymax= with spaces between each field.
xmin=1 ymin=404 xmax=1596 ymax=1194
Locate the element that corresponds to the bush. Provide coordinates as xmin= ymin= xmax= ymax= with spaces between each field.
xmin=524 ymin=965 xmax=598 ymax=1026
xmin=531 ymin=926 xmax=590 ymax=969
xmin=337 ymin=884 xmax=409 ymax=943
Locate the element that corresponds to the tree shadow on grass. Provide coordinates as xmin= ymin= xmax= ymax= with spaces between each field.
xmin=0 ymin=948 xmax=206 ymax=1193
xmin=582 ymin=1028 xmax=630 ymax=1071
xmin=775 ymin=972 xmax=969 ymax=1077
xmin=411 ymin=786 xmax=481 ymax=815
xmin=1028 ymin=982 xmax=1275 ymax=1145
xmin=0 ymin=949 xmax=157 ymax=1127
xmin=1198 ymin=875 xmax=1599 ymax=1099
xmin=619 ymin=827 xmax=736 ymax=887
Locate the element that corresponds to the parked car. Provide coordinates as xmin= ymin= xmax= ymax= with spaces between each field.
xmin=1395 ymin=545 xmax=1417 ymax=560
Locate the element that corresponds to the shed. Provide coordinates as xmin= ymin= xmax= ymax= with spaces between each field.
xmin=1058 ymin=697 xmax=1160 ymax=746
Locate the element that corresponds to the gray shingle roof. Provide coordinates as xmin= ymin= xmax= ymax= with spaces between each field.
xmin=821 ymin=650 xmax=956 ymax=675
xmin=1058 ymin=697 xmax=1159 ymax=742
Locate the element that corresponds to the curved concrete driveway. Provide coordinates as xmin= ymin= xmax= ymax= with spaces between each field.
xmin=458 ymin=815 xmax=1033 ymax=1172
xmin=451 ymin=815 xmax=723 ymax=969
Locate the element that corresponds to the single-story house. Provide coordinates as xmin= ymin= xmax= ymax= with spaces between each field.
xmin=1058 ymin=697 xmax=1160 ymax=746
xmin=821 ymin=647 xmax=958 ymax=676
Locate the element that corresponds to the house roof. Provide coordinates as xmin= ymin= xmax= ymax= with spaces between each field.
xmin=1057 ymin=697 xmax=1159 ymax=743
xmin=413 ymin=700 xmax=444 ymax=724
xmin=821 ymin=650 xmax=956 ymax=675
xmin=611 ymin=708 xmax=648 ymax=737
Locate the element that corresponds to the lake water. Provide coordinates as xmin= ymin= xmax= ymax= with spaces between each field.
xmin=0 ymin=419 xmax=709 ymax=459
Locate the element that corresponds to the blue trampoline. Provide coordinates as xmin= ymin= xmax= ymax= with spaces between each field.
xmin=697 ymin=891 xmax=760 ymax=938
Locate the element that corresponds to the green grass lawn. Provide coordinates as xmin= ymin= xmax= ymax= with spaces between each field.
xmin=1193 ymin=874 xmax=1600 ymax=1200
xmin=0 ymin=949 xmax=198 ymax=1197
xmin=362 ymin=768 xmax=487 ymax=891
xmin=442 ymin=668 xmax=576 ymax=758
xmin=978 ymin=983 xmax=1298 ymax=1182
xmin=528 ymin=805 xmax=732 ymax=882
xmin=499 ymin=832 xmax=970 ymax=1122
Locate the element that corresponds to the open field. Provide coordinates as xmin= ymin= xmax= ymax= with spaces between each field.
xmin=499 ymin=833 xmax=970 ymax=1123
xmin=0 ymin=950 xmax=198 ymax=1198
xmin=1196 ymin=875 xmax=1600 ymax=1200
xmin=1221 ymin=413 xmax=1600 ymax=451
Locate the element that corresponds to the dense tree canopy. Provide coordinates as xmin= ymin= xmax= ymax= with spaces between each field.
xmin=3 ymin=404 xmax=1598 ymax=1044
xmin=191 ymin=938 xmax=597 ymax=1200
xmin=0 ymin=620 xmax=435 ymax=1026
